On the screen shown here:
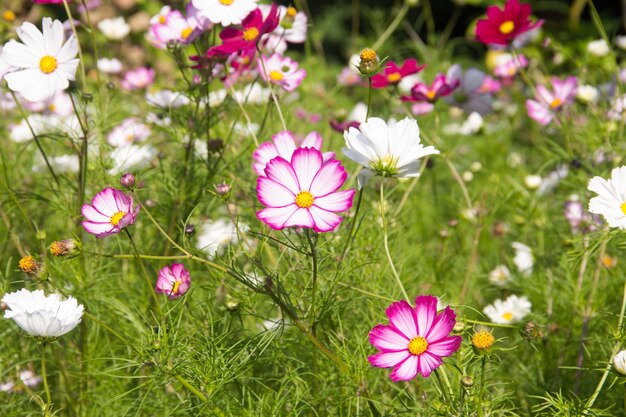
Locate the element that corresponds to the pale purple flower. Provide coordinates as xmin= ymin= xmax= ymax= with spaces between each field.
xmin=444 ymin=64 xmax=493 ymax=115
xmin=121 ymin=67 xmax=155 ymax=90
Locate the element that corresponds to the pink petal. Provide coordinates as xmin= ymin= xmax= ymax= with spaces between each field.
xmin=309 ymin=160 xmax=347 ymax=197
xmin=385 ymin=300 xmax=418 ymax=339
xmin=368 ymin=350 xmax=410 ymax=368
xmin=291 ymin=147 xmax=323 ymax=191
xmin=427 ymin=335 xmax=462 ymax=357
xmin=300 ymin=131 xmax=323 ymax=149
xmin=272 ymin=131 xmax=297 ymax=159
xmin=92 ymin=188 xmax=118 ymax=215
xmin=418 ymin=352 xmax=442 ymax=377
xmin=390 ymin=355 xmax=418 ymax=381
xmin=256 ymin=205 xmax=298 ymax=230
xmin=313 ymin=189 xmax=355 ymax=212
xmin=252 ymin=142 xmax=277 ymax=175
xmin=82 ymin=204 xmax=110 ymax=223
xmin=308 ymin=206 xmax=343 ymax=232
xmin=426 ymin=307 xmax=457 ymax=343
xmin=257 ymin=176 xmax=295 ymax=208
xmin=414 ymin=295 xmax=438 ymax=336
xmin=264 ymin=157 xmax=300 ymax=194
xmin=369 ymin=324 xmax=409 ymax=351
xmin=283 ymin=207 xmax=315 ymax=229
xmin=82 ymin=221 xmax=114 ymax=236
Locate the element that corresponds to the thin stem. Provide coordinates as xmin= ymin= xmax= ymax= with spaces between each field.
xmin=434 ymin=368 xmax=451 ymax=404
xmin=256 ymin=48 xmax=287 ymax=130
xmin=372 ymin=3 xmax=409 ymax=50
xmin=173 ymin=373 xmax=208 ymax=403
xmin=380 ymin=178 xmax=409 ymax=302
xmin=305 ymin=229 xmax=319 ymax=324
xmin=41 ymin=343 xmax=52 ymax=416
xmin=61 ymin=0 xmax=87 ymax=91
xmin=366 ymin=77 xmax=373 ymax=121
xmin=478 ymin=355 xmax=487 ymax=417
xmin=124 ymin=229 xmax=161 ymax=311
xmin=340 ymin=187 xmax=364 ymax=260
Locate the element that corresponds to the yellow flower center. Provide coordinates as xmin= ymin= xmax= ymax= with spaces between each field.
xmin=49 ymin=242 xmax=63 ymax=256
xmin=2 ymin=10 xmax=16 ymax=22
xmin=472 ymin=331 xmax=495 ymax=350
xmin=219 ymin=0 xmax=234 ymax=5
xmin=359 ymin=48 xmax=377 ymax=63
xmin=110 ymin=211 xmax=127 ymax=226
xmin=499 ymin=20 xmax=515 ymax=35
xmin=295 ymin=191 xmax=314 ymax=208
xmin=159 ymin=15 xmax=166 ymax=24
xmin=171 ymin=280 xmax=181 ymax=295
xmin=243 ymin=27 xmax=259 ymax=42
xmin=387 ymin=72 xmax=402 ymax=83
xmin=408 ymin=336 xmax=428 ymax=356
xmin=549 ymin=98 xmax=562 ymax=109
xmin=48 ymin=104 xmax=56 ymax=112
xmin=181 ymin=27 xmax=193 ymax=39
xmin=18 ymin=256 xmax=39 ymax=274
xmin=286 ymin=6 xmax=297 ymax=18
xmin=39 ymin=55 xmax=58 ymax=74
xmin=426 ymin=90 xmax=436 ymax=100
xmin=269 ymin=70 xmax=284 ymax=81
xmin=501 ymin=312 xmax=513 ymax=322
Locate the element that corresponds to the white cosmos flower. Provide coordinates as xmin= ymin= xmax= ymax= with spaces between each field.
xmin=196 ymin=219 xmax=246 ymax=257
xmin=32 ymin=154 xmax=79 ymax=173
xmin=342 ymin=117 xmax=439 ymax=188
xmin=1 ymin=18 xmax=79 ymax=102
xmin=2 ymin=289 xmax=84 ymax=337
xmin=488 ymin=264 xmax=511 ymax=286
xmin=512 ymin=242 xmax=533 ymax=276
xmin=146 ymin=90 xmax=190 ymax=108
xmin=97 ymin=17 xmax=131 ymax=40
xmin=0 ymin=45 xmax=13 ymax=79
xmin=576 ymin=84 xmax=599 ymax=103
xmin=97 ymin=57 xmax=123 ymax=74
xmin=108 ymin=144 xmax=157 ymax=174
xmin=483 ymin=294 xmax=531 ymax=325
xmin=107 ymin=118 xmax=151 ymax=147
xmin=587 ymin=39 xmax=610 ymax=57
xmin=616 ymin=36 xmax=626 ymax=51
xmin=588 ymin=166 xmax=626 ymax=229
xmin=191 ymin=0 xmax=258 ymax=27
xmin=613 ymin=350 xmax=626 ymax=375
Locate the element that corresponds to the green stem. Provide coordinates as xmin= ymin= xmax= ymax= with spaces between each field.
xmin=124 ymin=229 xmax=161 ymax=311
xmin=434 ymin=368 xmax=451 ymax=405
xmin=305 ymin=229 xmax=319 ymax=324
xmin=340 ymin=187 xmax=364 ymax=260
xmin=372 ymin=3 xmax=409 ymax=50
xmin=173 ymin=373 xmax=208 ymax=403
xmin=61 ymin=0 xmax=87 ymax=91
xmin=380 ymin=178 xmax=409 ymax=301
xmin=41 ymin=343 xmax=52 ymax=416
xmin=478 ymin=355 xmax=486 ymax=417
xmin=366 ymin=77 xmax=373 ymax=121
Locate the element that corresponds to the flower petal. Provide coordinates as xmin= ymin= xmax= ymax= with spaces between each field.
xmin=385 ymin=300 xmax=418 ymax=339
xmin=291 ymin=147 xmax=322 ymax=191
xmin=369 ymin=324 xmax=409 ymax=351
xmin=368 ymin=350 xmax=410 ymax=368
xmin=390 ymin=355 xmax=418 ymax=381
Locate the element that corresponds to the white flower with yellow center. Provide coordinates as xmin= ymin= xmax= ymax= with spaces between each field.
xmin=483 ymin=295 xmax=531 ymax=325
xmin=191 ymin=0 xmax=258 ymax=27
xmin=1 ymin=18 xmax=79 ymax=102
xmin=588 ymin=166 xmax=626 ymax=229
xmin=97 ymin=17 xmax=131 ymax=40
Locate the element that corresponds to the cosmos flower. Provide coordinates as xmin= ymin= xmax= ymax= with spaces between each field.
xmin=97 ymin=17 xmax=131 ymax=40
xmin=614 ymin=350 xmax=626 ymax=375
xmin=260 ymin=5 xmax=307 ymax=54
xmin=588 ymin=166 xmax=626 ymax=229
xmin=475 ymin=0 xmax=543 ymax=46
xmin=371 ymin=59 xmax=425 ymax=89
xmin=401 ymin=73 xmax=459 ymax=104
xmin=256 ymin=147 xmax=355 ymax=232
xmin=108 ymin=144 xmax=157 ymax=174
xmin=525 ymin=76 xmax=577 ymax=125
xmin=488 ymin=265 xmax=511 ymax=286
xmin=155 ymin=264 xmax=191 ymax=299
xmin=258 ymin=54 xmax=306 ymax=92
xmin=1 ymin=18 xmax=79 ymax=102
xmin=493 ymin=53 xmax=528 ymax=79
xmin=121 ymin=67 xmax=155 ymax=90
xmin=149 ymin=9 xmax=200 ymax=49
xmin=107 ymin=118 xmax=151 ymax=147
xmin=368 ymin=295 xmax=462 ymax=381
xmin=82 ymin=187 xmax=139 ymax=238
xmin=512 ymin=242 xmax=533 ymax=276
xmin=97 ymin=58 xmax=123 ymax=74
xmin=587 ymin=39 xmax=610 ymax=57
xmin=24 ymin=90 xmax=73 ymax=116
xmin=192 ymin=0 xmax=258 ymax=27
xmin=342 ymin=117 xmax=439 ymax=187
xmin=195 ymin=218 xmax=246 ymax=257
xmin=2 ymin=289 xmax=84 ymax=337
xmin=146 ymin=90 xmax=190 ymax=108
xmin=483 ymin=294 xmax=531 ymax=324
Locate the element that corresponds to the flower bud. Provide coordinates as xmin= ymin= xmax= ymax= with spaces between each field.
xmin=184 ymin=224 xmax=196 ymax=237
xmin=214 ymin=183 xmax=231 ymax=198
xmin=120 ymin=172 xmax=136 ymax=189
xmin=471 ymin=330 xmax=495 ymax=354
xmin=358 ymin=48 xmax=380 ymax=77
xmin=461 ymin=375 xmax=474 ymax=388
xmin=49 ymin=239 xmax=78 ymax=257
xmin=2 ymin=10 xmax=16 ymax=22
xmin=281 ymin=6 xmax=297 ymax=29
xmin=18 ymin=256 xmax=47 ymax=279
xmin=522 ymin=321 xmax=544 ymax=341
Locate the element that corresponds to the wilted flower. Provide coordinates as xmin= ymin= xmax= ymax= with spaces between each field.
xmin=483 ymin=294 xmax=531 ymax=324
xmin=18 ymin=255 xmax=43 ymax=276
xmin=49 ymin=239 xmax=78 ymax=256
xmin=471 ymin=330 xmax=495 ymax=353
xmin=82 ymin=188 xmax=139 ymax=238
xmin=475 ymin=0 xmax=543 ymax=46
xmin=368 ymin=295 xmax=462 ymax=380
xmin=2 ymin=289 xmax=84 ymax=337
xmin=258 ymin=54 xmax=306 ymax=92
xmin=155 ymin=264 xmax=191 ymax=299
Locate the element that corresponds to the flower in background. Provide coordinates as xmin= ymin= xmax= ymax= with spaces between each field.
xmin=478 ymin=75 xmax=501 ymax=94
xmin=512 ymin=242 xmax=533 ymax=276
xmin=192 ymin=0 xmax=258 ymax=27
xmin=82 ymin=188 xmax=139 ymax=238
xmin=25 ymin=90 xmax=73 ymax=116
xmin=208 ymin=4 xmax=279 ymax=56
xmin=97 ymin=17 xmax=131 ymax=40
xmin=371 ymin=59 xmax=425 ymax=89
xmin=146 ymin=90 xmax=190 ymax=108
xmin=149 ymin=9 xmax=200 ymax=49
xmin=150 ymin=5 xmax=172 ymax=25
xmin=97 ymin=58 xmax=123 ymax=74
xmin=108 ymin=144 xmax=157 ymax=174
xmin=1 ymin=18 xmax=79 ymax=102
xmin=444 ymin=64 xmax=492 ymax=115
xmin=588 ymin=166 xmax=626 ymax=229
xmin=121 ymin=67 xmax=155 ymax=90
xmin=0 ymin=46 xmax=13 ymax=80
xmin=402 ymin=73 xmax=458 ymax=103
xmin=107 ymin=118 xmax=151 ymax=147
xmin=260 ymin=5 xmax=307 ymax=54
xmin=330 ymin=102 xmax=367 ymax=133
xmin=488 ymin=265 xmax=511 ymax=286
xmin=196 ymin=219 xmax=245 ymax=257
xmin=475 ymin=0 xmax=543 ymax=46
xmin=576 ymin=84 xmax=599 ymax=104
xmin=525 ymin=76 xmax=577 ymax=125
xmin=256 ymin=147 xmax=355 ymax=232
xmin=368 ymin=295 xmax=462 ymax=381
xmin=155 ymin=264 xmax=191 ymax=299
xmin=564 ymin=197 xmax=602 ymax=234
xmin=614 ymin=350 xmax=626 ymax=375
xmin=253 ymin=130 xmax=334 ymax=175
xmin=443 ymin=112 xmax=484 ymax=136
xmin=32 ymin=154 xmax=79 ymax=174
xmin=483 ymin=295 xmax=531 ymax=324
xmin=493 ymin=53 xmax=528 ymax=79
xmin=2 ymin=289 xmax=84 ymax=337
xmin=343 ymin=117 xmax=439 ymax=187
xmin=337 ymin=67 xmax=362 ymax=86
xmin=587 ymin=39 xmax=610 ymax=57
xmin=258 ymin=54 xmax=306 ymax=92
xmin=608 ymin=95 xmax=626 ymax=121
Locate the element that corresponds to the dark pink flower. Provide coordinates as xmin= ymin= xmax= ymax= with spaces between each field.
xmin=371 ymin=59 xmax=425 ymax=89
xmin=82 ymin=188 xmax=139 ymax=238
xmin=401 ymin=74 xmax=459 ymax=103
xmin=475 ymin=0 xmax=543 ymax=46
xmin=155 ymin=264 xmax=191 ymax=299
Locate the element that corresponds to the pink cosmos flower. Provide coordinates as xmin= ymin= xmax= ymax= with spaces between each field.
xmin=107 ymin=118 xmax=151 ymax=147
xmin=121 ymin=67 xmax=155 ymax=91
xmin=253 ymin=130 xmax=334 ymax=175
xmin=371 ymin=59 xmax=425 ymax=89
xmin=258 ymin=54 xmax=306 ymax=92
xmin=149 ymin=9 xmax=200 ymax=49
xmin=401 ymin=74 xmax=459 ymax=103
xmin=478 ymin=75 xmax=502 ymax=94
xmin=475 ymin=0 xmax=543 ymax=46
xmin=260 ymin=5 xmax=308 ymax=54
xmin=208 ymin=4 xmax=280 ymax=57
xmin=493 ymin=53 xmax=528 ymax=79
xmin=368 ymin=295 xmax=462 ymax=381
xmin=256 ymin=147 xmax=355 ymax=232
xmin=155 ymin=263 xmax=191 ymax=299
xmin=337 ymin=67 xmax=362 ymax=86
xmin=82 ymin=188 xmax=139 ymax=238
xmin=525 ymin=76 xmax=577 ymax=125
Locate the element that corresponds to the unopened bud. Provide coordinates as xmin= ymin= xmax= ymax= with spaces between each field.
xmin=461 ymin=375 xmax=474 ymax=388
xmin=214 ymin=183 xmax=231 ymax=198
xmin=358 ymin=48 xmax=379 ymax=76
xmin=120 ymin=173 xmax=136 ymax=189
xmin=471 ymin=330 xmax=495 ymax=354
xmin=184 ymin=224 xmax=196 ymax=236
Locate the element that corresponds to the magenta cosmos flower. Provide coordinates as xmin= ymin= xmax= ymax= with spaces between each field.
xmin=256 ymin=147 xmax=355 ymax=232
xmin=252 ymin=130 xmax=334 ymax=175
xmin=475 ymin=0 xmax=543 ymax=46
xmin=371 ymin=59 xmax=425 ymax=89
xmin=368 ymin=295 xmax=462 ymax=381
xmin=258 ymin=54 xmax=306 ymax=92
xmin=401 ymin=73 xmax=459 ymax=103
xmin=82 ymin=188 xmax=139 ymax=238
xmin=155 ymin=263 xmax=191 ymax=299
xmin=525 ymin=76 xmax=577 ymax=125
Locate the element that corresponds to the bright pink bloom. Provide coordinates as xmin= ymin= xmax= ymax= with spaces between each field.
xmin=256 ymin=147 xmax=355 ymax=232
xmin=121 ymin=67 xmax=155 ymax=90
xmin=475 ymin=0 xmax=543 ymax=46
xmin=525 ymin=76 xmax=577 ymax=125
xmin=368 ymin=296 xmax=462 ymax=381
xmin=253 ymin=130 xmax=334 ymax=175
xmin=82 ymin=188 xmax=139 ymax=238
xmin=372 ymin=59 xmax=425 ymax=89
xmin=208 ymin=4 xmax=280 ymax=57
xmin=402 ymin=74 xmax=459 ymax=103
xmin=155 ymin=264 xmax=191 ymax=299
xmin=258 ymin=54 xmax=306 ymax=92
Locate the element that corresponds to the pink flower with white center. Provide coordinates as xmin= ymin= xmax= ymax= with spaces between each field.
xmin=121 ymin=67 xmax=155 ymax=90
xmin=149 ymin=10 xmax=200 ymax=49
xmin=401 ymin=73 xmax=459 ymax=103
xmin=525 ymin=76 xmax=577 ymax=125
xmin=192 ymin=0 xmax=258 ymax=27
xmin=253 ymin=130 xmax=335 ymax=175
xmin=107 ymin=118 xmax=151 ymax=147
xmin=155 ymin=263 xmax=191 ymax=299
xmin=256 ymin=147 xmax=355 ymax=233
xmin=260 ymin=5 xmax=307 ymax=54
xmin=493 ymin=53 xmax=528 ymax=79
xmin=82 ymin=188 xmax=139 ymax=238
xmin=368 ymin=295 xmax=462 ymax=381
xmin=258 ymin=54 xmax=306 ymax=92
xmin=150 ymin=6 xmax=172 ymax=25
